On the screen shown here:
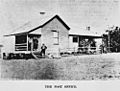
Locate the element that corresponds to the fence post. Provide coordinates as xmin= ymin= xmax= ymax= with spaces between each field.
xmin=74 ymin=47 xmax=75 ymax=55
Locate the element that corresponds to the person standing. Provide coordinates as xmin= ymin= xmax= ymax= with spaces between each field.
xmin=41 ymin=44 xmax=47 ymax=58
xmin=28 ymin=38 xmax=33 ymax=51
xmin=33 ymin=37 xmax=38 ymax=51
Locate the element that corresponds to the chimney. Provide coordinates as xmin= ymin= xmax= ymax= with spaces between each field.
xmin=87 ymin=26 xmax=90 ymax=31
xmin=40 ymin=11 xmax=45 ymax=15
xmin=86 ymin=26 xmax=90 ymax=31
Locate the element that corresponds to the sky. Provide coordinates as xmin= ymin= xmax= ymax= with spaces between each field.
xmin=0 ymin=0 xmax=120 ymax=44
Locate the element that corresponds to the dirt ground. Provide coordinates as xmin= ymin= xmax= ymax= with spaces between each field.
xmin=1 ymin=53 xmax=120 ymax=80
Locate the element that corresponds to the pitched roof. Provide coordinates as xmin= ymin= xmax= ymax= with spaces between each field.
xmin=5 ymin=15 xmax=70 ymax=36
xmin=69 ymin=25 xmax=102 ymax=38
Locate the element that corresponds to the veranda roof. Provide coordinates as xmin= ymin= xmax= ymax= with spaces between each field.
xmin=69 ymin=25 xmax=102 ymax=38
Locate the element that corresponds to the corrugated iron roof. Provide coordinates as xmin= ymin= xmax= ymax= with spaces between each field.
xmin=5 ymin=14 xmax=70 ymax=36
xmin=69 ymin=25 xmax=102 ymax=38
xmin=4 ymin=14 xmax=102 ymax=38
xmin=4 ymin=15 xmax=53 ymax=36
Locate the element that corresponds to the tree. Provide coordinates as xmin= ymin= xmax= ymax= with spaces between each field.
xmin=110 ymin=27 xmax=120 ymax=52
xmin=105 ymin=26 xmax=120 ymax=52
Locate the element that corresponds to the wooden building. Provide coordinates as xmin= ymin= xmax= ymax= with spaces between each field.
xmin=3 ymin=14 xmax=102 ymax=59
xmin=68 ymin=26 xmax=102 ymax=53
xmin=4 ymin=15 xmax=70 ymax=58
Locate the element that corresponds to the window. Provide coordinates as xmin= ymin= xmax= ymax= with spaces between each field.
xmin=15 ymin=35 xmax=27 ymax=51
xmin=52 ymin=31 xmax=59 ymax=44
xmin=73 ymin=36 xmax=78 ymax=43
xmin=15 ymin=35 xmax=27 ymax=44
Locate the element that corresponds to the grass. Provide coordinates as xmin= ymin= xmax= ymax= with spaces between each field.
xmin=1 ymin=53 xmax=120 ymax=80
xmin=1 ymin=59 xmax=59 ymax=80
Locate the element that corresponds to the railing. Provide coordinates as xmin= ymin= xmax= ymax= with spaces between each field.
xmin=15 ymin=43 xmax=27 ymax=51
xmin=15 ymin=43 xmax=27 ymax=46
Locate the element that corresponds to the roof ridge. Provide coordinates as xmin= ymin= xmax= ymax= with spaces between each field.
xmin=5 ymin=14 xmax=70 ymax=36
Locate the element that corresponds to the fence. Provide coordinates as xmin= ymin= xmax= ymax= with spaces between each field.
xmin=59 ymin=47 xmax=102 ymax=55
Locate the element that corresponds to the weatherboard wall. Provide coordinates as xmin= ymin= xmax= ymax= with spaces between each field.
xmin=41 ymin=17 xmax=69 ymax=54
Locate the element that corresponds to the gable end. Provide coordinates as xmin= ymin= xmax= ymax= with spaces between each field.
xmin=41 ymin=15 xmax=70 ymax=30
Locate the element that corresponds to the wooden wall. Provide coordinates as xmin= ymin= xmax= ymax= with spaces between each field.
xmin=41 ymin=18 xmax=69 ymax=54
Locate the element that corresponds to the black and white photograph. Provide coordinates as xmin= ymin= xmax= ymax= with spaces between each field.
xmin=0 ymin=0 xmax=120 ymax=90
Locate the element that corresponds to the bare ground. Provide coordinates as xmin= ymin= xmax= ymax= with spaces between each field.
xmin=1 ymin=53 xmax=120 ymax=80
